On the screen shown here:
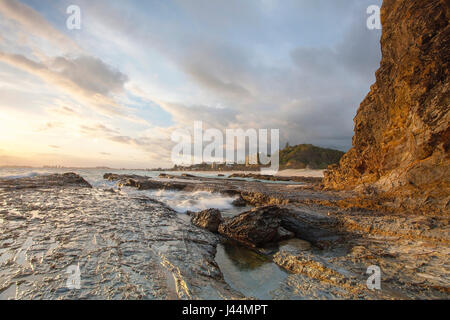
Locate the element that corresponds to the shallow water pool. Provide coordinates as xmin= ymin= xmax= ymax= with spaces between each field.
xmin=215 ymin=242 xmax=289 ymax=299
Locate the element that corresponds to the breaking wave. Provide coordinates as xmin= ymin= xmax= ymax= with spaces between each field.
xmin=0 ymin=172 xmax=43 ymax=180
xmin=143 ymin=189 xmax=239 ymax=214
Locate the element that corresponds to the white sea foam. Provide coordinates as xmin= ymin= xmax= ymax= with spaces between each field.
xmin=0 ymin=172 xmax=43 ymax=180
xmin=144 ymin=189 xmax=238 ymax=214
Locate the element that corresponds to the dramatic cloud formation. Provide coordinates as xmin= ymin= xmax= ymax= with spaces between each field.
xmin=0 ymin=0 xmax=382 ymax=168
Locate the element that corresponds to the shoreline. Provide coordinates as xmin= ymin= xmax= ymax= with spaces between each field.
xmin=162 ymin=169 xmax=325 ymax=178
xmin=1 ymin=172 xmax=448 ymax=300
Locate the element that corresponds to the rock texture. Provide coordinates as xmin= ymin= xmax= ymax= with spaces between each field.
xmin=229 ymin=173 xmax=322 ymax=184
xmin=231 ymin=196 xmax=247 ymax=207
xmin=324 ymin=0 xmax=449 ymax=214
xmin=218 ymin=206 xmax=294 ymax=247
xmin=190 ymin=209 xmax=223 ymax=233
xmin=0 ymin=174 xmax=242 ymax=300
xmin=101 ymin=173 xmax=450 ymax=298
xmin=2 ymin=172 xmax=447 ymax=299
xmin=0 ymin=172 xmax=92 ymax=189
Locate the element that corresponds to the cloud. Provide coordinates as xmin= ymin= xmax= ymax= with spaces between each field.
xmin=178 ymin=44 xmax=253 ymax=102
xmin=73 ymin=0 xmax=381 ymax=153
xmin=46 ymin=105 xmax=79 ymax=117
xmin=183 ymin=64 xmax=251 ymax=100
xmin=106 ymin=134 xmax=173 ymax=164
xmin=79 ymin=124 xmax=121 ymax=136
xmin=50 ymin=56 xmax=128 ymax=96
xmin=0 ymin=0 xmax=384 ymax=167
xmin=0 ymin=51 xmax=129 ymax=117
xmin=290 ymin=22 xmax=381 ymax=85
xmin=0 ymin=0 xmax=79 ymax=52
xmin=168 ymin=1 xmax=381 ymax=150
xmin=158 ymin=100 xmax=238 ymax=129
xmin=57 ymin=106 xmax=77 ymax=115
xmin=76 ymin=123 xmax=173 ymax=163
xmin=36 ymin=121 xmax=63 ymax=132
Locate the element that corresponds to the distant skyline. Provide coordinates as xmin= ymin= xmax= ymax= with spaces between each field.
xmin=0 ymin=0 xmax=382 ymax=168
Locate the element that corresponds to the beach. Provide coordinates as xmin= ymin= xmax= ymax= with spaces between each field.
xmin=167 ymin=169 xmax=326 ymax=178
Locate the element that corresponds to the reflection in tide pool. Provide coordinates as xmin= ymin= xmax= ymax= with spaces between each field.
xmin=215 ymin=242 xmax=289 ymax=300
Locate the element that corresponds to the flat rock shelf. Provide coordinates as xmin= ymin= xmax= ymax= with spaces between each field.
xmin=0 ymin=173 xmax=448 ymax=300
xmin=0 ymin=174 xmax=242 ymax=299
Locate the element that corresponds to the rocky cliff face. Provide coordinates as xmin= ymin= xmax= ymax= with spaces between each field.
xmin=324 ymin=0 xmax=449 ymax=213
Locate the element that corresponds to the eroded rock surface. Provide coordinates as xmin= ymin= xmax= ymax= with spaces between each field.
xmin=218 ymin=206 xmax=294 ymax=247
xmin=7 ymin=172 xmax=444 ymax=300
xmin=324 ymin=0 xmax=449 ymax=214
xmin=0 ymin=174 xmax=242 ymax=300
xmin=0 ymin=173 xmax=92 ymax=189
xmin=229 ymin=173 xmax=322 ymax=184
xmin=273 ymin=230 xmax=450 ymax=299
xmin=190 ymin=209 xmax=223 ymax=233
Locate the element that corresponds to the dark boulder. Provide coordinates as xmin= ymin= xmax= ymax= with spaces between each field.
xmin=279 ymin=210 xmax=339 ymax=245
xmin=191 ymin=209 xmax=223 ymax=233
xmin=218 ymin=206 xmax=294 ymax=247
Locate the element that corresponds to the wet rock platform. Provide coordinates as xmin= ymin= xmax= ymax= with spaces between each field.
xmin=0 ymin=173 xmax=448 ymax=300
xmin=0 ymin=173 xmax=242 ymax=299
xmin=104 ymin=173 xmax=450 ymax=299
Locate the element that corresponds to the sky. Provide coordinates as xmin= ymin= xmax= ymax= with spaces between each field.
xmin=0 ymin=0 xmax=382 ymax=168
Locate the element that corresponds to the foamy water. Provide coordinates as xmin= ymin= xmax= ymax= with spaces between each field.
xmin=141 ymin=189 xmax=242 ymax=216
xmin=0 ymin=167 xmax=298 ymax=217
xmin=0 ymin=168 xmax=245 ymax=217
xmin=0 ymin=172 xmax=43 ymax=180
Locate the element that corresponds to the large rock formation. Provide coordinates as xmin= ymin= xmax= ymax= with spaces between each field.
xmin=324 ymin=0 xmax=449 ymax=213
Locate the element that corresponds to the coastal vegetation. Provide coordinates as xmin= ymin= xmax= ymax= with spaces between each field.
xmin=279 ymin=144 xmax=344 ymax=169
xmin=170 ymin=144 xmax=344 ymax=171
